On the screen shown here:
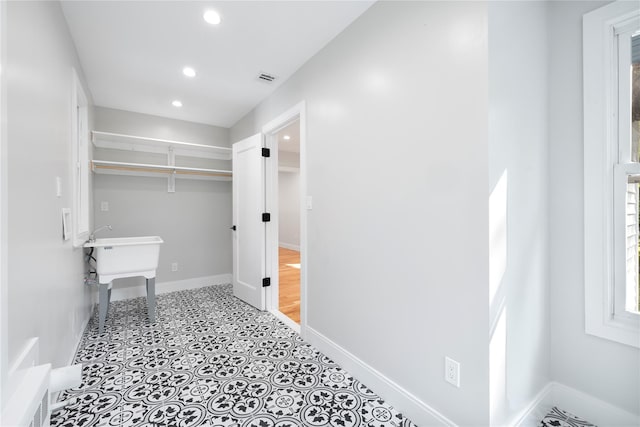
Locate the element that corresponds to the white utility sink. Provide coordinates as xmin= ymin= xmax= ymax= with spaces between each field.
xmin=84 ymin=235 xmax=163 ymax=333
xmin=84 ymin=236 xmax=163 ymax=284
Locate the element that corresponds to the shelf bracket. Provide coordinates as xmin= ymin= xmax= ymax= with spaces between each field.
xmin=168 ymin=147 xmax=176 ymax=193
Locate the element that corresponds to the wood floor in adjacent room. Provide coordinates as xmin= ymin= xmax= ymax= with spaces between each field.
xmin=279 ymin=246 xmax=300 ymax=324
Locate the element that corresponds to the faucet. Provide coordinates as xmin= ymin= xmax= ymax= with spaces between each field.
xmin=88 ymin=225 xmax=112 ymax=243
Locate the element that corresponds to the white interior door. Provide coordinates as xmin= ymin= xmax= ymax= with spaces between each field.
xmin=232 ymin=133 xmax=266 ymax=310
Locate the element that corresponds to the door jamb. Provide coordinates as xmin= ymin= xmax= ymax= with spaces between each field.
xmin=261 ymin=101 xmax=307 ymax=336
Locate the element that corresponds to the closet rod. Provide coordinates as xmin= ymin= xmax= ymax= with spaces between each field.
xmin=92 ymin=161 xmax=232 ymax=178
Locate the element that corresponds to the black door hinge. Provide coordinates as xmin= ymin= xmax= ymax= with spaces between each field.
xmin=262 ymin=148 xmax=271 ymax=157
xmin=262 ymin=277 xmax=271 ymax=287
xmin=262 ymin=213 xmax=271 ymax=222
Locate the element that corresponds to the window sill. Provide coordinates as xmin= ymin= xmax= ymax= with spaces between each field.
xmin=586 ymin=309 xmax=640 ymax=348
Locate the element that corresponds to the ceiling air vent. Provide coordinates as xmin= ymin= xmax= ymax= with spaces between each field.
xmin=257 ymin=72 xmax=277 ymax=83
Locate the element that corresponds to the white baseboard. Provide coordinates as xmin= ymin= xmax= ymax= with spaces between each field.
xmin=511 ymin=382 xmax=554 ymax=427
xmin=278 ymin=242 xmax=300 ymax=251
xmin=110 ymin=273 xmax=232 ymax=302
xmin=514 ymin=382 xmax=639 ymax=427
xmin=5 ymin=337 xmax=40 ymax=409
xmin=269 ymin=309 xmax=300 ymax=334
xmin=305 ymin=326 xmax=456 ymax=427
xmin=551 ymin=382 xmax=639 ymax=427
xmin=66 ymin=304 xmax=94 ymax=367
xmin=8 ymin=337 xmax=39 ymax=377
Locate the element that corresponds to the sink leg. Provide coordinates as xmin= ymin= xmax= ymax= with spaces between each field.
xmin=98 ymin=282 xmax=110 ymax=334
xmin=146 ymin=277 xmax=156 ymax=323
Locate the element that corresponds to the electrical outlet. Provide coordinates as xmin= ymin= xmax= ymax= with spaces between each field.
xmin=171 ymin=262 xmax=178 ymax=272
xmin=101 ymin=201 xmax=109 ymax=212
xmin=445 ymin=357 xmax=460 ymax=387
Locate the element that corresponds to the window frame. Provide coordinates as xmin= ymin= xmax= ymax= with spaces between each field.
xmin=584 ymin=1 xmax=640 ymax=348
xmin=71 ymin=68 xmax=90 ymax=247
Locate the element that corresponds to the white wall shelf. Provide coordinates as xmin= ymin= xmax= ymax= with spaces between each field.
xmin=91 ymin=160 xmax=232 ymax=181
xmin=91 ymin=130 xmax=232 ymax=191
xmin=91 ymin=130 xmax=232 ymax=160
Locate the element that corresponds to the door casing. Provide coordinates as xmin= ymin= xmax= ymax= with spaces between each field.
xmin=262 ymin=101 xmax=307 ymax=336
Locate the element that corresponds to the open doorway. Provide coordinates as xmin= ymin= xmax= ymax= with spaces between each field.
xmin=275 ymin=121 xmax=300 ymax=324
xmin=261 ymin=101 xmax=307 ymax=334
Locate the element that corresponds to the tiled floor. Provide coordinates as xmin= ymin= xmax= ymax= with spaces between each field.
xmin=540 ymin=407 xmax=596 ymax=427
xmin=51 ymin=284 xmax=418 ymax=427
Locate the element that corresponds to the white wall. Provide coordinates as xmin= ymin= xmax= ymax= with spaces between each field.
xmin=278 ymin=170 xmax=300 ymax=250
xmin=231 ymin=2 xmax=490 ymax=425
xmin=0 ymin=0 xmax=7 ymax=409
xmin=92 ymin=107 xmax=232 ymax=289
xmin=6 ymin=0 xmax=93 ymax=374
xmin=548 ymin=0 xmax=640 ymax=416
xmin=279 ymin=151 xmax=300 ymax=169
xmin=488 ymin=2 xmax=550 ymax=425
xmin=94 ymin=106 xmax=229 ymax=146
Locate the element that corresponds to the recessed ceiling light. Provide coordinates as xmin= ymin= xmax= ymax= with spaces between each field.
xmin=183 ymin=67 xmax=196 ymax=78
xmin=203 ymin=10 xmax=221 ymax=25
xmin=283 ymin=135 xmax=291 ymax=140
xmin=172 ymin=100 xmax=183 ymax=107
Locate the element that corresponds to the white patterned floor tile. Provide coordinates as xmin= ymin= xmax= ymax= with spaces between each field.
xmin=540 ymin=406 xmax=597 ymax=427
xmin=52 ymin=284 xmax=418 ymax=427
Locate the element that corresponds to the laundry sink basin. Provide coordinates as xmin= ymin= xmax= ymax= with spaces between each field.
xmin=84 ymin=236 xmax=163 ymax=333
xmin=84 ymin=236 xmax=163 ymax=284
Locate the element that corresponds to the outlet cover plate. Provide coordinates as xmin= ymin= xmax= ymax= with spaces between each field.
xmin=445 ymin=356 xmax=460 ymax=387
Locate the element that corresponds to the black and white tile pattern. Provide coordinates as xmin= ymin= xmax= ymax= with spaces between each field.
xmin=540 ymin=407 xmax=597 ymax=427
xmin=51 ymin=284 xmax=418 ymax=427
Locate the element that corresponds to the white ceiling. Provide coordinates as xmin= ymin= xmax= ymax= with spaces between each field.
xmin=61 ymin=1 xmax=374 ymax=129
